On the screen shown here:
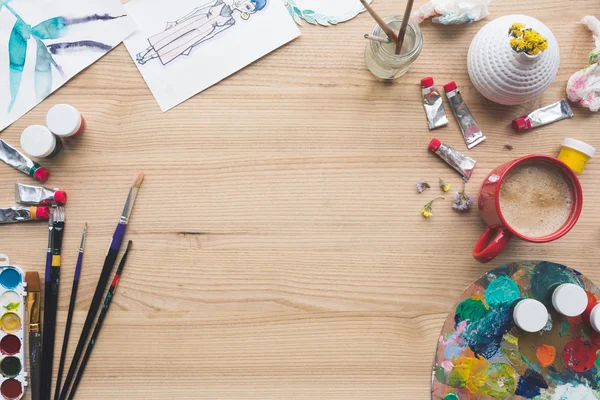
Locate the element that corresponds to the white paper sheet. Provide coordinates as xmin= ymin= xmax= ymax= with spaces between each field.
xmin=285 ymin=0 xmax=371 ymax=26
xmin=124 ymin=0 xmax=300 ymax=112
xmin=0 ymin=0 xmax=136 ymax=132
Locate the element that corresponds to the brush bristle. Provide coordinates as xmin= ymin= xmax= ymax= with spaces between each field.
xmin=132 ymin=172 xmax=145 ymax=188
xmin=53 ymin=206 xmax=65 ymax=222
xmin=25 ymin=272 xmax=40 ymax=292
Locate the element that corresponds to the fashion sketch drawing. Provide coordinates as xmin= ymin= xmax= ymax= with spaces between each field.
xmin=136 ymin=0 xmax=267 ymax=65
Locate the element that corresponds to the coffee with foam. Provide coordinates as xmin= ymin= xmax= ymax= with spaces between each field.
xmin=499 ymin=163 xmax=573 ymax=238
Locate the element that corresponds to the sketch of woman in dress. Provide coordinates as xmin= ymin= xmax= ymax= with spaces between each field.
xmin=136 ymin=0 xmax=267 ymax=66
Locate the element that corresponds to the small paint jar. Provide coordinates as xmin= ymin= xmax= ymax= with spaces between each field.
xmin=513 ymin=298 xmax=549 ymax=333
xmin=558 ymin=138 xmax=595 ymax=174
xmin=20 ymin=125 xmax=62 ymax=158
xmin=552 ymin=283 xmax=588 ymax=317
xmin=364 ymin=16 xmax=423 ymax=80
xmin=589 ymin=304 xmax=600 ymax=333
xmin=46 ymin=104 xmax=85 ymax=137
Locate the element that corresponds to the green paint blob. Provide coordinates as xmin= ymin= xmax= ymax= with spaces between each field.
xmin=434 ymin=365 xmax=447 ymax=384
xmin=455 ymin=298 xmax=487 ymax=324
xmin=485 ymin=276 xmax=520 ymax=307
xmin=531 ymin=262 xmax=583 ymax=306
xmin=444 ymin=394 xmax=459 ymax=400
xmin=0 ymin=356 xmax=21 ymax=378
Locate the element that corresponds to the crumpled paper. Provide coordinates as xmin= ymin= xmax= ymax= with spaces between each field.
xmin=413 ymin=0 xmax=490 ymax=25
xmin=567 ymin=16 xmax=600 ymax=112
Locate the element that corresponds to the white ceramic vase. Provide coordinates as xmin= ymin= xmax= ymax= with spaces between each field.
xmin=467 ymin=14 xmax=560 ymax=105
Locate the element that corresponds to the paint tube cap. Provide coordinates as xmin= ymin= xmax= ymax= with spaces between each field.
xmin=552 ymin=283 xmax=588 ymax=317
xmin=33 ymin=167 xmax=49 ymax=183
xmin=443 ymin=81 xmax=457 ymax=93
xmin=54 ymin=191 xmax=67 ymax=205
xmin=46 ymin=104 xmax=83 ymax=137
xmin=20 ymin=125 xmax=57 ymax=158
xmin=428 ymin=138 xmax=442 ymax=152
xmin=590 ymin=304 xmax=600 ymax=333
xmin=512 ymin=116 xmax=530 ymax=131
xmin=513 ymin=298 xmax=549 ymax=333
xmin=421 ymin=77 xmax=434 ymax=88
xmin=35 ymin=206 xmax=50 ymax=220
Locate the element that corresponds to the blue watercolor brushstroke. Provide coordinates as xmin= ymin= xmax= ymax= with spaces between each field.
xmin=8 ymin=20 xmax=30 ymax=112
xmin=32 ymin=16 xmax=68 ymax=39
xmin=64 ymin=13 xmax=126 ymax=25
xmin=34 ymin=38 xmax=52 ymax=102
xmin=47 ymin=40 xmax=112 ymax=55
xmin=463 ymin=304 xmax=514 ymax=359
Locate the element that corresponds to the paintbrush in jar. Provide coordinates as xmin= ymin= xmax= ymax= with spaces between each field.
xmin=65 ymin=241 xmax=133 ymax=400
xmin=26 ymin=272 xmax=41 ymax=400
xmin=359 ymin=0 xmax=398 ymax=42
xmin=58 ymin=172 xmax=144 ymax=400
xmin=54 ymin=224 xmax=87 ymax=400
xmin=395 ymin=0 xmax=415 ymax=55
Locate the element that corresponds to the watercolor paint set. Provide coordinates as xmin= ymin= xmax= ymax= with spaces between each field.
xmin=0 ymin=255 xmax=27 ymax=400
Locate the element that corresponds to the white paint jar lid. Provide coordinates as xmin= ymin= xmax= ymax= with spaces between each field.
xmin=552 ymin=283 xmax=587 ymax=317
xmin=46 ymin=104 xmax=81 ymax=137
xmin=590 ymin=304 xmax=600 ymax=333
xmin=513 ymin=299 xmax=549 ymax=333
xmin=20 ymin=125 xmax=57 ymax=158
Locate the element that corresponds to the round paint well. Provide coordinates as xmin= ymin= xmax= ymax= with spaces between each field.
xmin=0 ymin=378 xmax=22 ymax=400
xmin=0 ymin=314 xmax=21 ymax=335
xmin=0 ymin=357 xmax=21 ymax=378
xmin=0 ymin=336 xmax=20 ymax=356
xmin=0 ymin=269 xmax=20 ymax=290
xmin=0 ymin=292 xmax=20 ymax=312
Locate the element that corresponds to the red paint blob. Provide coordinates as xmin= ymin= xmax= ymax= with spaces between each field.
xmin=562 ymin=339 xmax=598 ymax=373
xmin=0 ymin=336 xmax=20 ymax=356
xmin=0 ymin=379 xmax=22 ymax=400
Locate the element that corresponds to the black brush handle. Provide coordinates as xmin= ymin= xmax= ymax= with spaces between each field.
xmin=58 ymin=223 xmax=125 ymax=400
xmin=29 ymin=332 xmax=42 ymax=400
xmin=54 ymin=278 xmax=79 ymax=400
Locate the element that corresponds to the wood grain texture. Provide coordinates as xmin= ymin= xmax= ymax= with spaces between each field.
xmin=1 ymin=1 xmax=600 ymax=398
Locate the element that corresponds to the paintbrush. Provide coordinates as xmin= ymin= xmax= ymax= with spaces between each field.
xmin=66 ymin=241 xmax=132 ymax=400
xmin=41 ymin=206 xmax=65 ymax=400
xmin=59 ymin=172 xmax=144 ymax=400
xmin=395 ymin=0 xmax=415 ymax=55
xmin=26 ymin=271 xmax=41 ymax=400
xmin=359 ymin=0 xmax=398 ymax=42
xmin=54 ymin=224 xmax=87 ymax=400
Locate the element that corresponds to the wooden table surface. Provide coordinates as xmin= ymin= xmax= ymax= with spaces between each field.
xmin=2 ymin=1 xmax=600 ymax=398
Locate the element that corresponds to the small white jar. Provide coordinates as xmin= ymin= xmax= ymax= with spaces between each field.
xmin=552 ymin=283 xmax=588 ymax=317
xmin=20 ymin=125 xmax=62 ymax=158
xmin=46 ymin=104 xmax=85 ymax=137
xmin=589 ymin=304 xmax=600 ymax=333
xmin=513 ymin=298 xmax=549 ymax=333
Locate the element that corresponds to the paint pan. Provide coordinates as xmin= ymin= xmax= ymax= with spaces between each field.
xmin=0 ymin=256 xmax=26 ymax=400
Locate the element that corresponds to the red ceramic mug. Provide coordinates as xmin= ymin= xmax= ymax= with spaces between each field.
xmin=473 ymin=155 xmax=583 ymax=263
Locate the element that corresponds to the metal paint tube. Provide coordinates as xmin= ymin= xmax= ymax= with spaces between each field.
xmin=428 ymin=138 xmax=476 ymax=181
xmin=512 ymin=99 xmax=574 ymax=131
xmin=0 ymin=206 xmax=51 ymax=224
xmin=0 ymin=140 xmax=49 ymax=182
xmin=421 ymin=77 xmax=448 ymax=130
xmin=14 ymin=183 xmax=67 ymax=206
xmin=443 ymin=81 xmax=486 ymax=149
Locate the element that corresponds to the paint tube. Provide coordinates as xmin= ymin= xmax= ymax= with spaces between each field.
xmin=428 ymin=138 xmax=476 ymax=181
xmin=443 ymin=81 xmax=486 ymax=149
xmin=0 ymin=206 xmax=51 ymax=224
xmin=421 ymin=77 xmax=448 ymax=130
xmin=14 ymin=183 xmax=67 ymax=206
xmin=0 ymin=140 xmax=49 ymax=182
xmin=512 ymin=99 xmax=574 ymax=131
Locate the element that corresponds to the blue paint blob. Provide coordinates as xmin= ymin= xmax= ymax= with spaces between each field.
xmin=515 ymin=369 xmax=548 ymax=398
xmin=485 ymin=276 xmax=520 ymax=308
xmin=464 ymin=304 xmax=514 ymax=359
xmin=0 ymin=269 xmax=21 ymax=290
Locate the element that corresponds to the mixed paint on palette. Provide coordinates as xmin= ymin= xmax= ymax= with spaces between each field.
xmin=432 ymin=261 xmax=600 ymax=399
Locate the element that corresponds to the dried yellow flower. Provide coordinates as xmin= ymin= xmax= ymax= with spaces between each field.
xmin=508 ymin=23 xmax=548 ymax=56
xmin=421 ymin=197 xmax=444 ymax=218
xmin=439 ymin=178 xmax=451 ymax=192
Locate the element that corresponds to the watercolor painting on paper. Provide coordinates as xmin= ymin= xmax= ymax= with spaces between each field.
xmin=0 ymin=0 xmax=136 ymax=132
xmin=432 ymin=261 xmax=600 ymax=400
xmin=124 ymin=0 xmax=300 ymax=112
xmin=284 ymin=0 xmax=372 ymax=26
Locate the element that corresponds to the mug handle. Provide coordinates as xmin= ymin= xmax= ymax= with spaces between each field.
xmin=473 ymin=227 xmax=512 ymax=263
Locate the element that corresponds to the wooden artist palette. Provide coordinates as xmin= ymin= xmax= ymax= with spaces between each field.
xmin=0 ymin=256 xmax=26 ymax=400
xmin=432 ymin=261 xmax=600 ymax=400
